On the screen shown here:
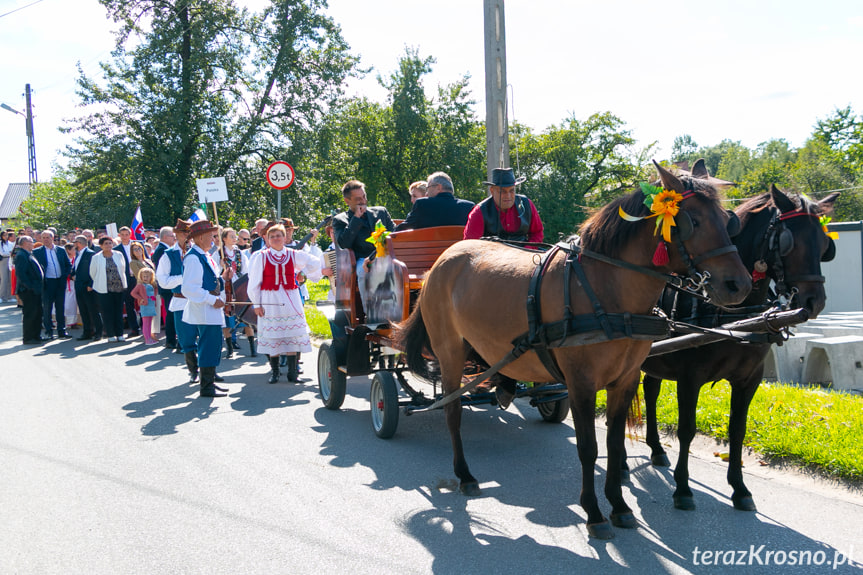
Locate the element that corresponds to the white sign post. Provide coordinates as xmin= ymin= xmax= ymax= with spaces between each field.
xmin=196 ymin=177 xmax=229 ymax=225
xmin=195 ymin=177 xmax=229 ymax=204
xmin=266 ymin=161 xmax=295 ymax=219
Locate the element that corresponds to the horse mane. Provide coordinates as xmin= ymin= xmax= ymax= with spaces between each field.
xmin=736 ymin=190 xmax=828 ymax=229
xmin=577 ymin=176 xmax=719 ymax=257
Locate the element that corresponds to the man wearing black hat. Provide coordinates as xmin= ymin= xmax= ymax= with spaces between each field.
xmin=395 ymin=171 xmax=475 ymax=231
xmin=464 ymin=167 xmax=544 ymax=243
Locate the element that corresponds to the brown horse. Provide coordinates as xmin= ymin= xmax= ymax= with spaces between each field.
xmin=638 ymin=185 xmax=839 ymax=512
xmin=396 ymin=163 xmax=752 ymax=539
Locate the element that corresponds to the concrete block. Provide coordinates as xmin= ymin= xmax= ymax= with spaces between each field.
xmin=763 ymin=332 xmax=823 ymax=383
xmin=801 ymin=335 xmax=863 ymax=392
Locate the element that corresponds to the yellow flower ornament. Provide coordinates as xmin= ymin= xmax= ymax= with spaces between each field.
xmin=819 ymin=216 xmax=839 ymax=240
xmin=365 ymin=220 xmax=391 ymax=258
xmin=619 ymin=183 xmax=685 ymax=243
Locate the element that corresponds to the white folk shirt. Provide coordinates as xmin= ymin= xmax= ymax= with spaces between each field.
xmin=156 ymin=245 xmax=187 ymax=312
xmin=181 ymin=244 xmax=226 ymax=326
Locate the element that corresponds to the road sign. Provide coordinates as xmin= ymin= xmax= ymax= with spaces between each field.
xmin=266 ymin=161 xmax=295 ymax=190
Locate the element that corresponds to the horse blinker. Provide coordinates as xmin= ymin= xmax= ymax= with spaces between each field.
xmin=823 ymin=237 xmax=836 ymax=262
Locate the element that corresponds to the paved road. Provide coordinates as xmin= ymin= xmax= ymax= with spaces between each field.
xmin=1 ymin=302 xmax=861 ymax=574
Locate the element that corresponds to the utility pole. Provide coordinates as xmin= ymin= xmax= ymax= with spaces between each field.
xmin=24 ymin=84 xmax=37 ymax=185
xmin=483 ymin=0 xmax=510 ymax=182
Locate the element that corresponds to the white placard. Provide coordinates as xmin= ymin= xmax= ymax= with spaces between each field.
xmin=196 ymin=177 xmax=229 ymax=204
xmin=106 ymin=223 xmax=118 ymax=238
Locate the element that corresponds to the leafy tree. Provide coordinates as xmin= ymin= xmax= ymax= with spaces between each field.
xmin=53 ymin=0 xmax=358 ymax=229
xmin=671 ymin=134 xmax=698 ymax=163
xmin=512 ymin=112 xmax=647 ymax=241
xmin=298 ymin=49 xmax=486 ymax=220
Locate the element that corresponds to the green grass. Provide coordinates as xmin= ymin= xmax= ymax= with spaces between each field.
xmin=304 ymin=278 xmax=332 ymax=339
xmin=597 ymin=380 xmax=863 ymax=481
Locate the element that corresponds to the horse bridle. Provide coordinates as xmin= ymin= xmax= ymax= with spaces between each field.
xmin=668 ymin=187 xmax=741 ymax=296
xmin=754 ymin=207 xmax=835 ymax=308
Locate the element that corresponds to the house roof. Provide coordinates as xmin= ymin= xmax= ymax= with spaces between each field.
xmin=0 ymin=183 xmax=30 ymax=220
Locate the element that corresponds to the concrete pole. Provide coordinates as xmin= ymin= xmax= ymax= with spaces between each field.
xmin=25 ymin=84 xmax=37 ymax=185
xmin=483 ymin=0 xmax=509 ymax=182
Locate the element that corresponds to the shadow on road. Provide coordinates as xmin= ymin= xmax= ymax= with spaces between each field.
xmin=312 ymin=391 xmax=861 ymax=573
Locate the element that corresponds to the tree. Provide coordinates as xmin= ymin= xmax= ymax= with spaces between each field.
xmin=55 ymin=0 xmax=358 ymax=228
xmin=671 ymin=134 xmax=698 ymax=163
xmin=511 ymin=112 xmax=647 ymax=241
xmin=297 ymin=49 xmax=486 ymax=221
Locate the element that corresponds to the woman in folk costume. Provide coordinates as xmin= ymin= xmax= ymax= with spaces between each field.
xmin=247 ymin=222 xmax=319 ymax=383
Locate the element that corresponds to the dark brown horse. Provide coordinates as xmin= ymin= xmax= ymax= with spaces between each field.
xmin=396 ymin=163 xmax=752 ymax=539
xmin=637 ymin=185 xmax=839 ymax=512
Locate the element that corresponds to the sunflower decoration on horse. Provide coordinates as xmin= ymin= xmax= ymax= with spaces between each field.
xmin=619 ymin=182 xmax=691 ymax=266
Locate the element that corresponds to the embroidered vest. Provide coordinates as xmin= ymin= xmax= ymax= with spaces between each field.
xmin=261 ymin=250 xmax=296 ymax=291
xmin=224 ymin=248 xmax=243 ymax=275
xmin=478 ymin=195 xmax=532 ymax=241
xmin=167 ymin=249 xmax=184 ymax=294
xmin=184 ymin=249 xmax=224 ymax=293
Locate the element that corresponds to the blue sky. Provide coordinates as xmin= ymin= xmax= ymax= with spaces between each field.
xmin=2 ymin=0 xmax=862 ymax=194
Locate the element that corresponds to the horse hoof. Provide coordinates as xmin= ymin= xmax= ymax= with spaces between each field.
xmin=733 ymin=496 xmax=757 ymax=511
xmin=610 ymin=512 xmax=637 ymax=529
xmin=651 ymin=453 xmax=671 ymax=467
xmin=460 ymin=482 xmax=481 ymax=497
xmin=587 ymin=521 xmax=615 ymax=540
xmin=673 ymin=495 xmax=696 ymax=511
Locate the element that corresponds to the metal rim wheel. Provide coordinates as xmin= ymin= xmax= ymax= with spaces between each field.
xmin=370 ymin=371 xmax=399 ymax=439
xmin=318 ymin=341 xmax=346 ymax=410
xmin=537 ymin=397 xmax=569 ymax=423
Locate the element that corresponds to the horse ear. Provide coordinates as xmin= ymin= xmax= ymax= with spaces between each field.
xmin=654 ymin=160 xmax=685 ymax=193
xmin=818 ymin=191 xmax=840 ymax=213
xmin=690 ymin=158 xmax=710 ymax=179
xmin=770 ymin=184 xmax=797 ymax=214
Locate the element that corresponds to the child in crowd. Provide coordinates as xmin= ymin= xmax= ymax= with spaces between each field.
xmin=131 ymin=267 xmax=159 ymax=345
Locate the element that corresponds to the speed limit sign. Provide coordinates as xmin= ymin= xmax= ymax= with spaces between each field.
xmin=266 ymin=160 xmax=295 ymax=190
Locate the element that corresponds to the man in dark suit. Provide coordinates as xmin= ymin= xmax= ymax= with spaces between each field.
xmin=32 ymin=230 xmax=72 ymax=338
xmin=14 ymin=236 xmax=46 ymax=344
xmin=250 ymin=218 xmax=267 ymax=253
xmin=395 ymin=171 xmax=475 ymax=231
xmin=113 ymin=226 xmax=140 ymax=336
xmin=332 ymin=179 xmax=395 ymax=308
xmin=72 ymin=235 xmax=103 ymax=341
xmin=151 ymin=225 xmax=177 ymax=348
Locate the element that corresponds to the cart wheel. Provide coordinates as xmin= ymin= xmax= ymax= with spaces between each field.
xmin=370 ymin=371 xmax=399 ymax=439
xmin=537 ymin=397 xmax=569 ymax=423
xmin=318 ymin=341 xmax=346 ymax=410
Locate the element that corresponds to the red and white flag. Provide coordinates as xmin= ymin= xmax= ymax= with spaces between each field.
xmin=131 ymin=206 xmax=145 ymax=240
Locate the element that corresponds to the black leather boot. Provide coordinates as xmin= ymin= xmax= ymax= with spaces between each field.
xmin=184 ymin=352 xmax=199 ymax=383
xmin=199 ymin=367 xmax=226 ymax=397
xmin=268 ymin=355 xmax=280 ymax=384
xmin=248 ymin=336 xmax=257 ymax=357
xmin=286 ymin=354 xmax=299 ymax=383
xmin=224 ymin=337 xmax=234 ymax=359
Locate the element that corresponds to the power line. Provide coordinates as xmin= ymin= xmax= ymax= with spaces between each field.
xmin=0 ymin=0 xmax=46 ymax=19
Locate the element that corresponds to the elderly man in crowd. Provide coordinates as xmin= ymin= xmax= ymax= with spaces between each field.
xmin=396 ymin=171 xmax=475 ymax=231
xmin=32 ymin=230 xmax=72 ymax=339
xmin=15 ymin=236 xmax=45 ymax=344
xmin=72 ymin=235 xmax=103 ymax=341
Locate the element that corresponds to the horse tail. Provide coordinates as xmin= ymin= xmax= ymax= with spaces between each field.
xmin=627 ymin=386 xmax=643 ymax=441
xmin=395 ymin=295 xmax=437 ymax=382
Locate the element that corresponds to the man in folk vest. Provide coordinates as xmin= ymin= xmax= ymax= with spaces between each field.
xmin=182 ymin=220 xmax=228 ymax=398
xmin=463 ymin=167 xmax=544 ymax=243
